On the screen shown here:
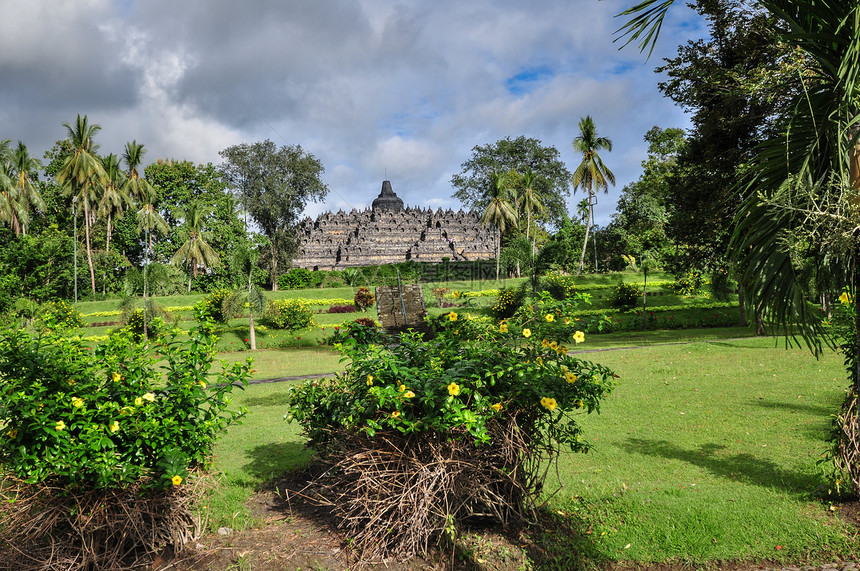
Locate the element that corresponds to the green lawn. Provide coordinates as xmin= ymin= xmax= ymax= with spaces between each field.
xmin=205 ymin=333 xmax=859 ymax=567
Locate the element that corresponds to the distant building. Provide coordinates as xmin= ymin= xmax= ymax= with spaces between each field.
xmin=293 ymin=180 xmax=497 ymax=270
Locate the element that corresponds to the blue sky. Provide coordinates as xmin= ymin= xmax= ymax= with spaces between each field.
xmin=0 ymin=0 xmax=706 ymax=226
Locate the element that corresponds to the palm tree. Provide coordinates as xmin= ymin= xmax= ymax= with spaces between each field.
xmin=7 ymin=142 xmax=44 ymax=236
xmin=57 ymin=114 xmax=108 ymax=295
xmin=572 ymin=116 xmax=615 ymax=276
xmin=223 ymin=244 xmax=266 ymax=350
xmin=480 ymin=171 xmax=518 ymax=280
xmin=171 ymin=201 xmax=220 ymax=291
xmin=98 ymin=153 xmax=130 ymax=252
xmin=515 ymin=169 xmax=546 ymax=258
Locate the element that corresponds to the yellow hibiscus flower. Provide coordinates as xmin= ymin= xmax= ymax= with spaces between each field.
xmin=545 ymin=314 xmax=554 ymax=322
xmin=403 ymin=390 xmax=415 ymax=399
xmin=565 ymin=372 xmax=577 ymax=383
xmin=142 ymin=392 xmax=155 ymax=402
xmin=541 ymin=338 xmax=550 ymax=348
xmin=449 ymin=312 xmax=458 ymax=322
xmin=391 ymin=411 xmax=401 ymax=418
xmin=71 ymin=397 xmax=84 ymax=408
xmin=112 ymin=372 xmax=122 ymax=383
xmin=447 ymin=382 xmax=460 ymax=396
xmin=55 ymin=420 xmax=66 ymax=431
xmin=491 ymin=403 xmax=503 ymax=412
xmin=573 ymin=331 xmax=585 ymax=344
xmin=367 ymin=375 xmax=374 ymax=386
xmin=499 ymin=323 xmax=508 ymax=333
xmin=540 ymin=397 xmax=558 ymax=412
xmin=522 ymin=328 xmax=532 ymax=338
xmin=171 ymin=475 xmax=183 ymax=486
xmin=839 ymin=291 xmax=852 ymax=304
xmin=109 ymin=420 xmax=120 ymax=433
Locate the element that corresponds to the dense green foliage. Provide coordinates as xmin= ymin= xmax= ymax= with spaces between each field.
xmin=0 ymin=323 xmax=249 ymax=489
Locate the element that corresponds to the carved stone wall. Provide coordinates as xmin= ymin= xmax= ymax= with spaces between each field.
xmin=293 ymin=181 xmax=498 ymax=270
xmin=375 ymin=284 xmax=428 ymax=333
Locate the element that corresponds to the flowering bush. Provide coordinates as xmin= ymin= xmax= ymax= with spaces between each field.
xmin=264 ymin=298 xmax=315 ymax=330
xmin=491 ymin=285 xmax=526 ymax=318
xmin=609 ymin=281 xmax=641 ymax=310
xmin=542 ymin=273 xmax=577 ymax=300
xmin=193 ymin=288 xmax=232 ymax=323
xmin=286 ymin=295 xmax=615 ymax=557
xmin=42 ymin=300 xmax=84 ymax=329
xmin=0 ymin=322 xmax=250 ymax=490
xmin=672 ymin=269 xmax=709 ymax=297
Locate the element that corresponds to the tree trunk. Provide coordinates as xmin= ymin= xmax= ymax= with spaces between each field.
xmin=249 ymin=309 xmax=257 ymax=351
xmin=737 ymin=285 xmax=748 ymax=327
xmin=495 ymin=228 xmax=501 ymax=281
xmin=755 ymin=300 xmax=765 ymax=336
xmin=641 ymin=268 xmax=648 ymax=329
xmin=271 ymin=246 xmax=279 ymax=291
xmin=83 ymin=200 xmax=96 ymax=294
xmin=577 ymin=191 xmax=593 ymax=276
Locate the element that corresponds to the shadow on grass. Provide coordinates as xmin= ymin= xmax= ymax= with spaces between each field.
xmin=241 ymin=389 xmax=294 ymax=407
xmin=621 ymin=438 xmax=822 ymax=495
xmin=753 ymin=398 xmax=837 ymax=418
xmin=241 ymin=441 xmax=312 ymax=483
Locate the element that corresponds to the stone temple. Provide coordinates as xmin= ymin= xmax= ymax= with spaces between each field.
xmin=293 ymin=181 xmax=498 ymax=270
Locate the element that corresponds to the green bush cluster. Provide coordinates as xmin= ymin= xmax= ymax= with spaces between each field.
xmin=353 ymin=286 xmax=376 ymax=311
xmin=609 ymin=282 xmax=641 ymax=310
xmin=264 ymin=298 xmax=315 ymax=331
xmin=672 ymin=269 xmax=709 ymax=297
xmin=42 ymin=300 xmax=84 ymax=329
xmin=279 ymin=267 xmax=314 ymax=290
xmin=194 ymin=288 xmax=232 ymax=323
xmin=542 ymin=273 xmax=577 ymax=300
xmin=491 ymin=286 xmax=525 ymax=318
xmin=288 ymin=297 xmax=615 ymax=451
xmin=0 ymin=323 xmax=250 ymax=489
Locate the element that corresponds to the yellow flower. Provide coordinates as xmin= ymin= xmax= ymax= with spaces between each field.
xmin=550 ymin=341 xmax=558 ymax=351
xmin=109 ymin=420 xmax=120 ymax=433
xmin=564 ymin=317 xmax=571 ymax=325
xmin=7 ymin=429 xmax=18 ymax=438
xmin=522 ymin=328 xmax=532 ymax=338
xmin=142 ymin=392 xmax=155 ymax=402
xmin=540 ymin=397 xmax=558 ymax=412
xmin=134 ymin=397 xmax=143 ymax=407
xmin=112 ymin=372 xmax=121 ymax=383
xmin=171 ymin=475 xmax=183 ymax=486
xmin=561 ymin=346 xmax=568 ymax=355
xmin=71 ymin=397 xmax=84 ymax=408
xmin=391 ymin=411 xmax=401 ymax=418
xmin=545 ymin=314 xmax=554 ymax=322
xmin=565 ymin=372 xmax=578 ymax=383
xmin=499 ymin=323 xmax=508 ymax=333
xmin=575 ymin=399 xmax=584 ymax=408
xmin=449 ymin=312 xmax=458 ymax=322
xmin=367 ymin=375 xmax=374 ymax=386
xmin=198 ymin=381 xmax=207 ymax=388
xmin=55 ymin=420 xmax=66 ymax=431
xmin=403 ymin=390 xmax=415 ymax=399
xmin=573 ymin=331 xmax=585 ymax=344
xmin=839 ymin=291 xmax=852 ymax=304
xmin=541 ymin=338 xmax=550 ymax=348
xmin=447 ymin=382 xmax=460 ymax=396
xmin=491 ymin=403 xmax=503 ymax=413
xmin=398 ymin=384 xmax=406 ymax=393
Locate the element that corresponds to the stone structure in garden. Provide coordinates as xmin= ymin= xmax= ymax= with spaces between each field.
xmin=293 ymin=180 xmax=497 ymax=270
xmin=375 ymin=284 xmax=429 ymax=334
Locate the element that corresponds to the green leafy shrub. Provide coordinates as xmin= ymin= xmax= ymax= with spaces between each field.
xmin=0 ymin=323 xmax=250 ymax=489
xmin=119 ymin=299 xmax=172 ymax=340
xmin=279 ymin=267 xmax=313 ymax=290
xmin=542 ymin=273 xmax=577 ymax=300
xmin=710 ymin=268 xmax=734 ymax=301
xmin=287 ymin=297 xmax=614 ymax=557
xmin=609 ymin=281 xmax=641 ymax=310
xmin=42 ymin=300 xmax=84 ymax=329
xmin=194 ymin=288 xmax=232 ymax=323
xmin=353 ymin=286 xmax=375 ymax=311
xmin=264 ymin=298 xmax=315 ymax=331
xmin=491 ymin=285 xmax=526 ymax=318
xmin=672 ymin=269 xmax=709 ymax=297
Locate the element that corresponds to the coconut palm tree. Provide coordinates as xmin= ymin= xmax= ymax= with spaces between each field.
xmin=98 ymin=153 xmax=130 ymax=252
xmin=572 ymin=116 xmax=615 ymax=275
xmin=57 ymin=114 xmax=108 ymax=295
xmin=515 ymin=169 xmax=546 ymax=257
xmin=171 ymin=200 xmax=220 ymax=291
xmin=480 ymin=170 xmax=518 ymax=280
xmin=7 ymin=142 xmax=44 ymax=236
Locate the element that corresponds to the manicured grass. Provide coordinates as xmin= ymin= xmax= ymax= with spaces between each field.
xmin=205 ymin=333 xmax=860 ymax=567
xmin=543 ymin=337 xmax=856 ymax=566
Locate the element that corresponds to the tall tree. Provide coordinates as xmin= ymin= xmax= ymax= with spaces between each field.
xmin=7 ymin=142 xmax=44 ymax=236
xmin=480 ymin=171 xmax=519 ymax=280
xmin=572 ymin=116 xmax=615 ymax=275
xmin=98 ymin=153 xmax=130 ymax=253
xmin=513 ymin=169 xmax=546 ymax=256
xmin=171 ymin=200 xmax=220 ymax=292
xmin=56 ymin=114 xmax=108 ymax=295
xmin=219 ymin=140 xmax=329 ymax=290
xmin=452 ymin=136 xmax=571 ymax=230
